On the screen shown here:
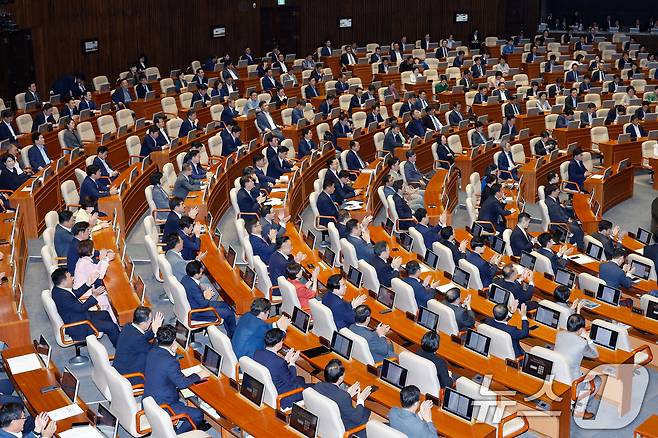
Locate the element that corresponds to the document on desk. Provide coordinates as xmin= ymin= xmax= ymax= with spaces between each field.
xmin=20 ymin=186 xmax=32 ymax=192
xmin=264 ymin=198 xmax=284 ymax=206
xmin=361 ymin=168 xmax=376 ymax=174
xmin=437 ymin=282 xmax=458 ymax=293
xmin=181 ymin=365 xmax=203 ymax=377
xmin=589 ymin=174 xmax=604 ymax=180
xmin=48 ymin=404 xmax=84 ymax=421
xmin=59 ymin=426 xmax=104 ymax=438
xmin=579 ymin=299 xmax=600 ymax=310
xmin=569 ymin=254 xmax=597 ymax=264
xmin=6 ymin=354 xmax=42 ymax=374
xmin=270 ymin=187 xmax=288 ymax=193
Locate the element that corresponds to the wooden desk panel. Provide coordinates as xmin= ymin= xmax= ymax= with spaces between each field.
xmin=519 ymin=153 xmax=571 ymax=203
xmin=584 ymin=166 xmax=634 ymax=215
xmin=347 ymin=63 xmax=373 ymax=84
xmin=515 ymin=114 xmax=546 ymax=136
xmin=600 ymin=138 xmax=645 ymax=167
xmin=472 ymin=103 xmax=504 ymax=124
xmin=552 ymin=127 xmax=592 ymax=150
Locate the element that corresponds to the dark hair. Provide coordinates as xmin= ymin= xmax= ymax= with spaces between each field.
xmin=354 ymin=305 xmax=371 ymax=323
xmin=275 ymin=235 xmax=290 ymax=249
xmin=156 ymin=324 xmax=176 ymax=346
xmin=490 ymin=183 xmax=502 ymax=196
xmin=77 ymin=239 xmax=94 ymax=257
xmin=86 ymin=164 xmax=100 ymax=176
xmin=470 ymin=236 xmax=485 ymax=250
xmin=373 ymin=241 xmax=388 ymax=257
xmin=537 ymin=232 xmax=553 ymax=247
xmin=326 ymin=273 xmax=342 ymax=291
xmin=421 ymin=330 xmax=440 ymax=352
xmin=400 ymin=385 xmax=421 ymax=408
xmin=413 ymin=208 xmax=427 ymax=222
xmin=518 ymin=212 xmax=531 ymax=222
xmin=445 ymin=288 xmax=461 ymax=303
xmin=492 ymin=303 xmax=509 ymax=321
xmin=346 ymin=218 xmax=359 ymax=235
xmin=545 ymin=183 xmax=558 ymax=196
xmin=51 ymin=267 xmax=69 ymax=287
xmin=405 ymin=260 xmax=421 ymax=275
xmin=150 ymin=171 xmax=163 ymax=186
xmin=323 ymin=179 xmax=335 ymax=190
xmin=169 ymin=197 xmax=184 ymax=210
xmin=598 ymin=219 xmax=612 ymax=232
xmin=179 ymin=215 xmax=194 ymax=230
xmin=58 ymin=210 xmax=73 ymax=224
xmin=80 ymin=195 xmax=96 ymax=210
xmin=71 ymin=221 xmax=90 ymax=237
xmin=440 ymin=226 xmax=454 ymax=240
xmin=286 ymin=261 xmax=302 ymax=279
xmin=392 ymin=179 xmax=404 ymax=192
xmin=611 ymin=248 xmax=626 ymax=259
xmin=149 ymin=125 xmax=160 ymax=134
xmin=324 ymin=358 xmax=345 ymax=383
xmin=264 ymin=328 xmax=286 ymax=347
xmin=185 ymin=260 xmax=204 ymax=277
xmin=0 ymin=402 xmax=24 ymax=427
xmin=554 ymin=285 xmax=571 ymax=304
xmin=165 ymin=233 xmax=182 ymax=250
xmin=250 ymin=297 xmax=271 ymax=315
xmin=133 ymin=306 xmax=152 ymax=324
xmin=566 ymin=314 xmax=586 ymax=332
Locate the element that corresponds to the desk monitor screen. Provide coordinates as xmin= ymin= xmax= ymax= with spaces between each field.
xmin=555 ymin=268 xmax=575 ymax=288
xmin=398 ymin=232 xmax=412 ymax=252
xmin=424 ymin=249 xmax=439 ymax=270
xmin=377 ymin=286 xmax=396 ymax=309
xmin=535 ymin=304 xmax=560 ymax=329
xmin=34 ymin=335 xmax=51 ymax=367
xmin=380 ymin=359 xmax=408 ymax=389
xmin=471 ymin=222 xmax=484 ymax=238
xmin=382 ymin=218 xmax=394 ymax=236
xmin=202 ymin=345 xmax=222 ymax=376
xmin=61 ymin=367 xmax=79 ymax=402
xmin=519 ymin=252 xmax=537 ymax=271
xmin=491 ymin=236 xmax=506 ymax=254
xmin=291 ymin=307 xmax=311 ymax=333
xmin=330 ymin=331 xmax=353 ymax=360
xmin=175 ymin=320 xmax=190 ymax=349
xmin=442 ymin=388 xmax=475 ymax=422
xmin=240 ymin=373 xmax=265 ymax=407
xmin=596 ymin=284 xmax=621 ymax=306
xmin=242 ymin=266 xmax=256 ymax=289
xmin=452 ymin=266 xmax=470 ymax=289
xmin=646 ymin=300 xmax=658 ymax=321
xmin=347 ymin=266 xmax=363 ymax=288
xmin=488 ymin=284 xmax=511 ymax=305
xmin=417 ymin=306 xmax=439 ymax=332
xmin=631 ymin=260 xmax=652 ymax=280
xmin=96 ymin=404 xmax=119 ymax=438
xmin=585 ymin=241 xmax=604 ymax=261
xmin=289 ymin=404 xmax=318 ymax=438
xmin=636 ymin=227 xmax=653 ymax=245
xmin=226 ymin=245 xmax=237 ymax=268
xmin=590 ymin=324 xmax=619 ymax=350
xmin=591 ymin=201 xmax=601 ymax=218
xmin=320 ymin=247 xmax=336 ymax=267
xmin=522 ymin=353 xmax=553 ymax=380
xmin=464 ymin=329 xmax=491 ymax=357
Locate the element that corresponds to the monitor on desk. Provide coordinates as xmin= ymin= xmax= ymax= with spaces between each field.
xmin=535 ymin=304 xmax=560 ymax=329
xmin=291 ymin=307 xmax=311 ymax=333
xmin=175 ymin=319 xmax=190 ymax=350
xmin=464 ymin=329 xmax=491 ymax=357
xmin=646 ymin=300 xmax=658 ymax=321
xmin=585 ymin=241 xmax=604 ymax=260
xmin=488 ymin=284 xmax=511 ymax=305
xmin=61 ymin=367 xmax=79 ymax=402
xmin=34 ymin=335 xmax=51 ymax=368
xmin=202 ymin=344 xmax=222 ymax=376
xmin=555 ymin=268 xmax=575 ymax=288
xmin=417 ymin=306 xmax=439 ymax=332
xmin=596 ymin=284 xmax=621 ymax=306
xmin=289 ymin=404 xmax=318 ymax=438
xmin=636 ymin=227 xmax=653 ymax=245
xmin=617 ymin=133 xmax=631 ymax=144
xmin=240 ymin=373 xmax=265 ymax=407
xmin=423 ymin=249 xmax=439 ymax=270
xmin=398 ymin=232 xmax=413 ymax=252
xmin=522 ymin=353 xmax=553 ymax=380
xmin=491 ymin=236 xmax=506 ymax=255
xmin=380 ymin=359 xmax=408 ymax=389
xmin=242 ymin=265 xmax=256 ymax=289
xmin=330 ymin=331 xmax=353 ymax=360
xmin=91 ymin=404 xmax=119 ymax=438
xmin=347 ymin=266 xmax=363 ymax=288
xmin=631 ymin=260 xmax=652 ymax=280
xmin=519 ymin=251 xmax=537 ymax=271
xmin=442 ymin=388 xmax=475 ymax=422
xmin=226 ymin=245 xmax=237 ymax=268
xmin=319 ymin=247 xmax=336 ymax=268
xmin=377 ymin=286 xmax=396 ymax=309
xmin=304 ymin=229 xmax=316 ymax=250
xmin=452 ymin=266 xmax=470 ymax=289
xmin=590 ymin=323 xmax=619 ymax=350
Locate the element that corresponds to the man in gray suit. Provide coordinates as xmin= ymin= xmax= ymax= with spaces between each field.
xmin=255 ymin=102 xmax=284 ymax=140
xmin=443 ymin=287 xmax=475 ymax=331
xmin=165 ymin=234 xmax=208 ymax=284
xmin=149 ymin=172 xmax=169 ymax=221
xmin=345 ymin=218 xmax=374 ymax=261
xmin=54 ymin=210 xmax=75 ymax=257
xmin=388 ymin=385 xmax=437 ymax=437
xmin=349 ymin=305 xmax=395 ymax=363
xmin=172 ymin=163 xmax=202 ymax=199
xmin=553 ymin=314 xmax=599 ymax=419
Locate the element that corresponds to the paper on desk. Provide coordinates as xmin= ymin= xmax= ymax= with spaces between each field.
xmin=271 ymin=187 xmax=287 ymax=193
xmin=48 ymin=404 xmax=83 ymax=421
xmin=182 ymin=365 xmax=203 ymax=377
xmin=589 ymin=174 xmax=604 ymax=179
xmin=59 ymin=426 xmax=104 ymax=438
xmin=579 ymin=299 xmax=600 ymax=310
xmin=569 ymin=254 xmax=597 ymax=264
xmin=361 ymin=168 xmax=376 ymax=174
xmin=419 ymin=264 xmax=432 ymax=273
xmin=6 ymin=354 xmax=42 ymax=374
xmin=437 ymin=282 xmax=458 ymax=293
xmin=342 ymin=204 xmax=363 ymax=211
xmin=264 ymin=198 xmax=284 ymax=206
xmin=20 ymin=186 xmax=32 ymax=192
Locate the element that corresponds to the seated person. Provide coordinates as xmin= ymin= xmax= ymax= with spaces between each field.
xmin=533 ymin=130 xmax=557 ymax=156
xmin=536 ymin=232 xmax=571 ymax=275
xmin=414 ymin=331 xmax=454 ymax=388
xmin=285 ymin=262 xmax=319 ymax=311
xmin=403 ymin=260 xmax=439 ymax=307
xmin=345 ymin=140 xmax=367 ymax=170
xmin=349 ymin=305 xmax=396 ymax=363
xmin=403 ymin=149 xmax=428 ymax=187
xmin=442 ymin=287 xmax=475 ymax=331
xmin=510 ymin=212 xmax=534 ymax=256
xmin=163 ymin=198 xmax=196 ymax=239
xmin=232 ymin=298 xmax=290 ymax=359
xmin=253 ymin=328 xmax=306 ymax=409
xmin=172 ymin=163 xmax=202 ymax=199
xmin=466 ymin=237 xmax=502 ymax=287
xmin=178 ymin=216 xmax=202 ymax=260
xmin=477 ymin=183 xmax=513 ymax=233
xmin=316 ymin=180 xmax=340 ymax=227
xmin=113 ymin=306 xmax=163 ymax=383
xmin=322 ymin=274 xmax=366 ymax=330
xmin=267 ymin=235 xmax=305 ymax=287
xmin=237 ymin=176 xmax=264 ymax=216
xmin=439 ymin=226 xmax=467 ymax=265
xmin=28 ymin=132 xmax=52 ymax=171
xmin=388 ymin=386 xmax=437 ymax=437
xmin=497 ymin=139 xmax=519 ymax=180
xmin=599 ymin=249 xmax=634 ymax=289
xmin=483 ymin=302 xmax=529 ymax=358
xmin=0 ymin=154 xmax=29 ymax=191
xmin=591 ymin=219 xmax=623 ymax=260
xmin=346 ymin=217 xmax=374 ymax=261
xmin=544 ymin=183 xmax=585 ymax=249
xmin=493 ymin=264 xmax=537 ymax=310
xmin=413 ymin=208 xmax=444 ymax=249
xmin=369 ymin=242 xmax=401 ymax=288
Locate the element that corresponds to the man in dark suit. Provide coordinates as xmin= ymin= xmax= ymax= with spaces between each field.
xmin=459 ymin=70 xmax=475 ymax=90
xmin=190 ymin=84 xmax=210 ymax=107
xmin=448 ymin=103 xmax=464 ymax=126
xmin=247 ymin=218 xmax=276 ymax=264
xmin=316 ymin=180 xmax=340 ymax=227
xmin=591 ymin=220 xmax=623 ymax=260
xmin=369 ymin=242 xmax=401 ymax=287
xmin=403 ymin=261 xmax=438 ymax=308
xmin=177 ymin=216 xmax=201 ymax=260
xmin=160 ymin=198 xmax=189 ymax=241
xmin=406 ymin=110 xmax=427 ymax=139
xmin=567 ymin=147 xmax=589 ymax=192
xmin=493 ymin=264 xmax=537 ymax=309
xmin=0 ymin=110 xmax=19 ymax=144
xmin=80 ymin=165 xmax=118 ymax=208
xmin=564 ymin=88 xmax=579 ymax=112
xmin=253 ymin=329 xmax=306 ymax=408
xmin=536 ymin=232 xmax=570 ymax=275
xmin=178 ymin=109 xmax=199 ymax=139
xmin=346 ymin=218 xmax=374 ymax=261
xmin=24 ymin=82 xmax=41 ymax=104
xmin=500 ymin=116 xmax=518 ymax=141
xmin=50 ymin=268 xmax=120 ymax=346
xmin=111 ymin=79 xmax=133 ymax=108
xmin=241 ymin=47 xmax=256 ymax=65
xmin=443 ymin=288 xmax=476 ymax=331
xmin=626 ymin=115 xmax=647 ymax=140
xmin=340 ymin=46 xmax=358 ymax=67
xmin=221 ymin=99 xmax=239 ymax=126
xmin=61 ymin=97 xmax=79 ymax=119
xmin=383 ymin=123 xmax=405 ymax=154
xmin=510 ymin=212 xmax=534 ymax=257
xmin=220 ymin=124 xmax=242 ymax=156
xmin=319 ymin=95 xmax=335 ymax=117
xmin=473 ymin=86 xmax=489 ymax=104
xmin=565 ymin=63 xmax=580 ymax=83
xmin=140 ymin=126 xmax=162 ymax=158
xmin=435 ymin=40 xmax=449 ymax=59
xmin=599 ymin=250 xmax=634 ymax=289
xmin=267 ymin=235 xmax=302 ymax=286
xmin=391 ymin=180 xmax=414 ymax=230
xmin=423 ymin=105 xmax=444 ymax=131
xmin=143 ymin=325 xmax=210 ymax=433
xmin=503 ymin=97 xmax=522 ymax=119
xmin=322 ymin=274 xmax=366 ymax=330
xmin=181 ymin=261 xmax=236 ymax=336
xmin=369 ymin=47 xmax=382 ymax=63
xmin=635 ymin=101 xmax=651 ymax=121
xmin=378 ymin=58 xmax=391 ymax=73
xmin=28 ymin=132 xmax=51 ymax=171
xmin=544 ymin=183 xmax=585 ymax=249
xmin=580 ymin=103 xmax=596 ymax=128
xmin=135 ymin=74 xmax=151 ymax=99
xmin=333 ymin=114 xmax=352 ymax=142
xmin=439 ymin=226 xmax=467 ymax=265
xmin=113 ymin=306 xmax=163 ymax=383
xmin=54 ymin=210 xmax=75 ymax=257
xmin=191 ymin=68 xmax=208 ymax=85
xmin=31 ymin=104 xmax=56 ymax=132
xmin=579 ymin=75 xmax=592 ymax=94
xmin=66 ymin=222 xmax=93 ymax=274
xmin=349 ymin=305 xmax=396 ymax=362
xmin=232 ymin=298 xmax=290 ymax=359
xmin=547 ymin=78 xmax=564 ymax=98
xmin=466 ymin=237 xmax=501 ymax=287
xmin=266 ymin=146 xmax=294 ymax=179
xmin=77 ymin=90 xmax=97 ymax=112
xmin=93 ymin=146 xmax=119 ymax=184
xmin=236 ymin=176 xmax=263 ymax=216
xmin=261 ymin=69 xmax=280 ymax=91
xmin=483 ymin=303 xmax=529 ymax=358
xmin=304 ymin=78 xmax=320 ymax=99
xmin=345 ymin=140 xmax=366 ymax=170
xmin=412 ymin=208 xmax=443 ymax=249
xmin=313 ymin=359 xmax=371 ymax=437
xmin=478 ymin=183 xmax=512 ymax=233
xmin=297 ymin=128 xmax=316 ymax=158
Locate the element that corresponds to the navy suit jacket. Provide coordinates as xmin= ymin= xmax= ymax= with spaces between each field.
xmin=143 ymin=346 xmax=201 ymax=405
xmin=566 ymin=70 xmax=579 ymax=83
xmin=626 ymin=124 xmax=647 ymax=139
xmin=347 ymin=235 xmax=374 ymax=261
xmin=466 ymin=251 xmax=497 ymax=287
xmin=93 ymin=157 xmax=113 ymax=179
xmin=345 ymin=150 xmax=365 ymax=170
xmin=221 ymin=107 xmax=239 ymax=126
xmin=31 ymin=112 xmax=55 ymax=132
xmin=52 ymin=284 xmax=97 ymax=341
xmin=448 ymin=111 xmax=463 ymax=126
xmin=510 ymin=226 xmax=533 ymax=257
xmin=643 ymin=244 xmax=658 ymax=273
xmin=393 ymin=193 xmax=413 ymax=230
xmin=262 ymin=75 xmax=279 ymax=91
xmin=178 ymin=119 xmax=198 ymax=138
xmin=181 ymin=275 xmax=216 ymax=320
xmin=415 ymin=223 xmax=441 ymax=250
xmin=162 ymin=212 xmax=181 ymax=240
xmin=537 ymin=247 xmax=566 ymax=275
xmin=473 ymin=93 xmax=488 ymax=104
xmin=78 ymin=99 xmax=97 ymax=111
xmin=320 ymin=100 xmax=332 ymax=116
xmin=297 ymin=138 xmax=315 ymax=158
xmin=403 ymin=276 xmax=434 ymax=308
xmin=80 ymin=176 xmax=108 ymax=206
xmin=232 ymin=313 xmax=270 ymax=358
xmin=316 ymin=191 xmax=339 ymax=226
xmin=113 ymin=323 xmax=154 ymax=376
xmin=267 ymin=156 xmax=293 ymax=179
xmin=567 ymin=159 xmax=586 ymax=191
xmin=500 ymin=123 xmax=518 ymax=139
xmin=28 ymin=145 xmax=51 ymax=169
xmin=0 ymin=122 xmax=18 ymax=142
xmin=255 ymin=167 xmax=276 ymax=188
xmin=220 ymin=129 xmax=241 ymax=156
xmin=140 ymin=134 xmax=161 ymax=158
xmin=406 ymin=119 xmax=426 ymax=138
xmin=369 ymin=255 xmax=399 ymax=287
xmin=366 ymin=112 xmax=384 ymax=125
xmin=304 ymin=85 xmax=319 ymax=99
xmin=237 ymin=187 xmax=260 ymax=214
xmin=333 ymin=122 xmax=351 ymax=139
xmin=441 ymin=239 xmax=465 ymax=265
xmin=483 ymin=318 xmax=529 ymax=357
xmin=179 ymin=230 xmax=200 ymax=260
xmin=322 ymin=291 xmax=355 ymax=331
xmin=313 ymin=382 xmax=370 ymax=431
xmin=493 ymin=278 xmax=534 ymax=304
xmin=335 ymin=81 xmax=349 ymax=94
xmin=268 ymin=250 xmax=291 ymax=286
xmin=250 ymin=233 xmax=276 ymax=264
xmin=61 ymin=105 xmax=79 ymax=118
xmin=599 ymin=261 xmax=633 ymax=289
xmin=54 ymin=224 xmax=74 ymax=257
xmin=253 ymin=349 xmax=303 ymax=408
xmin=383 ymin=131 xmax=404 ymax=153
xmin=478 ymin=195 xmax=510 ymax=230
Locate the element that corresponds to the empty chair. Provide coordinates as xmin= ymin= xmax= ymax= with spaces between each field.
xmin=458 ymin=258 xmax=484 ymax=290
xmin=366 ymin=420 xmax=406 ymax=438
xmin=339 ymin=238 xmax=358 ymax=273
xmin=61 ymin=180 xmax=80 ymax=210
xmin=408 ymin=226 xmax=426 ymax=256
xmin=358 ymin=259 xmax=380 ymax=294
xmin=590 ymin=319 xmax=651 ymax=365
xmin=97 ymin=114 xmax=117 ymax=134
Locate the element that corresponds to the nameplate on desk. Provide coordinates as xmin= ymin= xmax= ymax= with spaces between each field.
xmin=631 ymin=306 xmax=644 ymax=315
xmin=450 ymin=334 xmax=462 ymax=345
xmin=229 ymin=378 xmax=239 ymax=390
xmin=405 ymin=311 xmax=417 ymax=321
xmin=583 ymin=289 xmax=595 ymax=298
xmin=368 ymin=289 xmax=377 ymax=299
xmin=505 ymin=359 xmax=519 ymax=369
xmin=275 ymin=409 xmax=288 ymax=422
xmin=478 ymin=289 xmax=488 ymax=298
xmin=425 ymin=392 xmax=441 ymax=406
xmin=366 ymin=364 xmax=380 ymax=376
xmin=543 ymin=272 xmax=554 ymax=281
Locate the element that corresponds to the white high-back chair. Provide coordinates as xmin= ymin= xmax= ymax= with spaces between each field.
xmin=577 ymin=272 xmax=606 ymax=293
xmin=590 ymin=319 xmax=651 ymax=365
xmin=408 ymin=226 xmax=427 ymax=256
xmin=207 ymin=325 xmax=238 ymax=379
xmin=358 ymin=260 xmax=380 ymax=294
xmin=537 ymin=299 xmax=572 ymax=329
xmin=303 ymin=388 xmax=365 ymax=438
xmin=627 ymin=253 xmax=656 ymax=280
xmin=458 ymin=258 xmax=484 ymax=290
xmin=398 ymin=351 xmax=441 ymax=396
xmin=391 ymin=277 xmax=418 ymax=315
xmin=366 ymin=421 xmax=406 ymax=438
xmin=86 ymin=335 xmax=113 ymax=400
xmin=106 ymin=367 xmax=149 ymax=436
xmin=327 ymin=222 xmax=342 ymax=268
xmin=338 ymin=327 xmax=372 ymax=364
xmin=238 ymin=356 xmax=293 ymax=409
xmin=477 ymin=324 xmax=519 ymax=360
xmin=309 ymin=299 xmax=337 ymax=341
xmin=277 ymin=276 xmax=302 ymax=317
xmin=531 ymin=250 xmax=554 ymax=275
xmin=142 ymin=396 xmax=210 ymax=438
xmin=427 ymin=299 xmax=459 ymax=335
xmin=432 ymin=242 xmax=456 ymax=273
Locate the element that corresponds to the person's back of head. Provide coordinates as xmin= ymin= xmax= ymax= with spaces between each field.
xmin=445 ymin=287 xmax=461 ymax=304
xmin=492 ymin=303 xmax=509 ymax=321
xmin=156 ymin=324 xmax=176 ymax=346
xmin=399 ymin=385 xmax=421 ymax=409
xmin=354 ymin=305 xmax=371 ymax=324
xmin=554 ymin=285 xmax=570 ymax=304
xmin=324 ymin=358 xmax=344 ymax=383
xmin=250 ymin=297 xmax=271 ymax=316
xmin=566 ymin=314 xmax=585 ymax=332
